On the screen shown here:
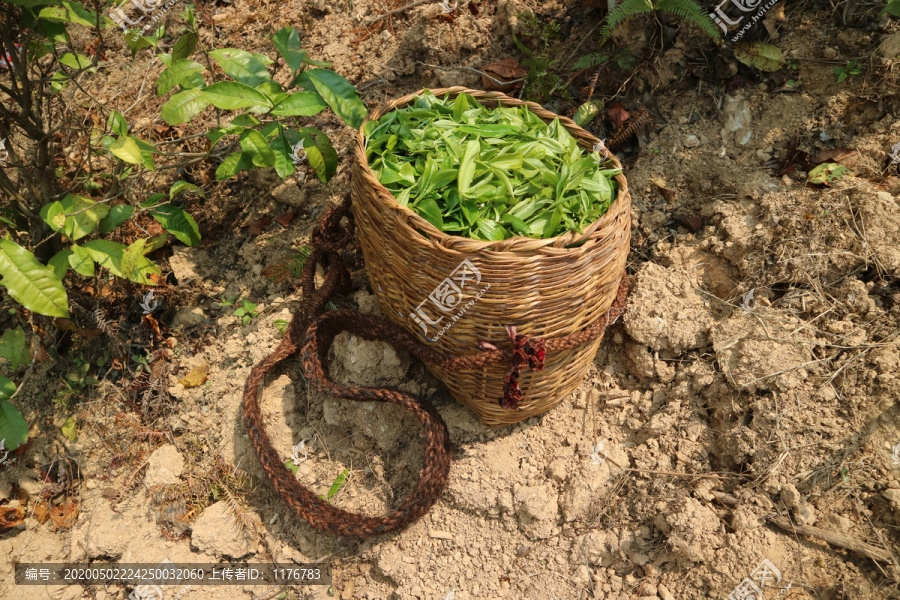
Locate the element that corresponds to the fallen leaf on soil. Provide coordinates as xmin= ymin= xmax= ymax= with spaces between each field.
xmin=53 ymin=318 xmax=102 ymax=338
xmin=650 ymin=178 xmax=676 ymax=202
xmin=481 ymin=58 xmax=525 ymax=92
xmin=807 ymin=163 xmax=853 ymax=186
xmin=573 ymin=100 xmax=603 ymax=127
xmin=878 ymin=175 xmax=900 ymax=193
xmin=178 ymin=364 xmax=209 ymax=388
xmin=49 ymin=500 xmax=79 ymax=531
xmin=145 ymin=220 xmax=165 ymax=236
xmin=29 ymin=337 xmax=49 ymax=363
xmin=734 ymin=42 xmax=785 ymax=72
xmin=809 ymin=147 xmax=861 ymax=169
xmin=247 ymin=216 xmax=271 ymax=236
xmin=0 ymin=506 xmax=24 ymax=532
xmin=275 ymin=212 xmax=295 ymax=227
xmin=142 ymin=314 xmax=163 ymax=341
xmin=673 ymin=215 xmax=704 ymax=233
xmin=608 ymin=102 xmax=630 ymax=130
xmin=33 ymin=501 xmax=51 ymax=524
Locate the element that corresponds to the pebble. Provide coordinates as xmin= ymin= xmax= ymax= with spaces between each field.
xmin=658 ymin=584 xmax=675 ymax=600
xmin=428 ymin=530 xmax=454 ymax=540
xmin=683 ymin=135 xmax=700 ymax=148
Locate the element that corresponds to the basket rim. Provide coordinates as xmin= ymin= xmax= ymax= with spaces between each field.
xmin=352 ymin=86 xmax=631 ymax=253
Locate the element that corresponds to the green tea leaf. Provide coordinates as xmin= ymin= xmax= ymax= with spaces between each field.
xmin=270 ymin=91 xmax=328 ymax=116
xmin=240 ymin=129 xmax=276 ymax=167
xmin=48 ymin=249 xmax=72 ymax=280
xmin=81 ymin=239 xmax=160 ymax=284
xmin=171 ymin=32 xmax=198 ymax=61
xmin=272 ymin=27 xmax=307 ymax=72
xmin=0 ymin=240 xmax=69 ymax=317
xmin=169 ymin=180 xmax=204 ymax=198
xmin=297 ymin=69 xmax=366 ymax=129
xmin=108 ymin=136 xmax=143 ymax=165
xmin=202 ymin=81 xmax=270 ymax=110
xmin=0 ymin=399 xmax=28 ymax=451
xmin=0 ymin=328 xmax=29 ymax=370
xmin=209 ymin=48 xmax=270 ymax=87
xmin=99 ymin=204 xmax=134 ymax=234
xmin=150 ymin=205 xmax=201 ymax=247
xmin=297 ymin=128 xmax=338 ymax=182
xmin=39 ymin=1 xmax=99 ymax=27
xmin=68 ymin=245 xmax=95 ymax=277
xmin=0 ymin=377 xmax=16 ymax=401
xmin=161 ymin=88 xmax=209 ymax=125
xmin=156 ymin=59 xmax=205 ymax=96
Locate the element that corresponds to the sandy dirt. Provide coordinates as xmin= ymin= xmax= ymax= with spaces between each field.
xmin=1 ymin=0 xmax=900 ymax=599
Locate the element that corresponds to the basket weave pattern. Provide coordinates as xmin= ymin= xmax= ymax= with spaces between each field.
xmin=351 ymin=87 xmax=631 ymax=425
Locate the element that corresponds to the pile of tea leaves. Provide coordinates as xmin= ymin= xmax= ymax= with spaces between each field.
xmin=363 ymin=91 xmax=620 ymax=241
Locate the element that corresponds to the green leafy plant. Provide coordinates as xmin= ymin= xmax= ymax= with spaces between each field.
xmin=364 ymin=91 xmax=620 ymax=241
xmin=0 ymin=3 xmax=205 ymax=324
xmin=883 ymin=0 xmax=900 ymax=16
xmin=233 ymin=300 xmax=259 ymax=326
xmin=272 ymin=319 xmax=289 ymax=335
xmin=807 ymin=163 xmax=853 ymax=186
xmin=0 ymin=371 xmax=26 ymax=453
xmin=833 ymin=60 xmax=862 ymax=83
xmin=513 ymin=12 xmax=567 ymax=101
xmin=325 ymin=469 xmax=349 ymax=501
xmin=573 ymin=53 xmax=610 ymax=70
xmin=262 ymin=246 xmax=312 ymax=284
xmin=156 ymin=22 xmax=365 ymax=183
xmin=52 ymin=357 xmax=101 ymax=407
xmin=600 ymin=0 xmax=721 ymax=42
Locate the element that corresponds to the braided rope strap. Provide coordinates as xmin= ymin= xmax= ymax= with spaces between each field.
xmin=243 ymin=195 xmax=629 ymax=537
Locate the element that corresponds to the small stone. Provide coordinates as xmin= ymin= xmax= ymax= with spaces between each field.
xmin=144 ymin=444 xmax=184 ymax=488
xmin=672 ymin=215 xmax=703 ymax=233
xmin=270 ymin=180 xmax=308 ymax=208
xmin=780 ymin=483 xmax=802 ymax=509
xmin=823 ymin=47 xmax=838 ymax=59
xmin=879 ymin=32 xmax=900 ymax=59
xmin=428 ymin=530 xmax=454 ymax=540
xmin=883 ymin=488 xmax=900 ymax=507
xmin=683 ymin=135 xmax=700 ymax=148
xmin=658 ymin=584 xmax=675 ymax=600
xmin=191 ymin=501 xmax=259 ymax=559
xmin=546 ymin=458 xmax=568 ymax=484
xmin=171 ymin=306 xmax=206 ymax=328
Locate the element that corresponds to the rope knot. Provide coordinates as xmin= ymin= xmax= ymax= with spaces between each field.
xmin=311 ymin=195 xmax=355 ymax=251
xmin=499 ymin=325 xmax=545 ymax=409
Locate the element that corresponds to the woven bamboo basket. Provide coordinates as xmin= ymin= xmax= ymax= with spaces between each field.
xmin=350 ymin=87 xmax=630 ymax=426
